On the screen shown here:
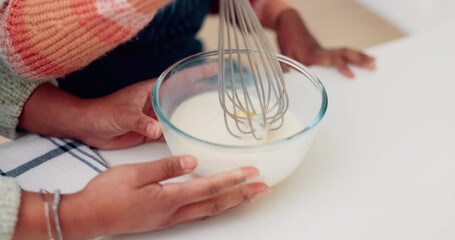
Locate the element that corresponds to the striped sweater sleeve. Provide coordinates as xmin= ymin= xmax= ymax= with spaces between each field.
xmin=0 ymin=0 xmax=171 ymax=81
xmin=0 ymin=177 xmax=21 ymax=240
xmin=0 ymin=59 xmax=56 ymax=138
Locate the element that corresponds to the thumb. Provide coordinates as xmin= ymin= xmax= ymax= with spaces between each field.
xmin=117 ymin=111 xmax=162 ymax=139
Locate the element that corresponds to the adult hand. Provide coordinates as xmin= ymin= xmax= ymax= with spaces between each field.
xmin=58 ymin=156 xmax=269 ymax=239
xmin=276 ymin=9 xmax=376 ymax=78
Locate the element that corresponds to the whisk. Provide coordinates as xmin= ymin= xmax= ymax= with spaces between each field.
xmin=218 ymin=0 xmax=289 ymax=141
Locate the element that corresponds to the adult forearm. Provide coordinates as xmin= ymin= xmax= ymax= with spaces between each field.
xmin=18 ymin=84 xmax=89 ymax=140
xmin=13 ymin=192 xmax=51 ymax=240
xmin=13 ymin=191 xmax=94 ymax=240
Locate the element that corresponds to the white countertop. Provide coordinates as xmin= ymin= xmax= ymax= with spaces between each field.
xmin=356 ymin=0 xmax=455 ymax=33
xmin=100 ymin=25 xmax=455 ymax=240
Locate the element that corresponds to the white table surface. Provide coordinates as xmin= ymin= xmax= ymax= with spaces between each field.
xmin=99 ymin=25 xmax=455 ymax=240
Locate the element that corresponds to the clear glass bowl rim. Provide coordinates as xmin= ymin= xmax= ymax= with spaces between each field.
xmin=152 ymin=50 xmax=328 ymax=150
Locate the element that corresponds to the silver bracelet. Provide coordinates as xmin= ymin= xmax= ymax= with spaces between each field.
xmin=52 ymin=189 xmax=64 ymax=240
xmin=40 ymin=189 xmax=55 ymax=240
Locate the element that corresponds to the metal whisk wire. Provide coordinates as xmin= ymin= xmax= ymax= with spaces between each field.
xmin=218 ymin=0 xmax=289 ymax=141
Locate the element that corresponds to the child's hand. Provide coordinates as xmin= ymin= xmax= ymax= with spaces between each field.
xmin=80 ymin=79 xmax=161 ymax=149
xmin=19 ymin=81 xmax=161 ymax=150
xmin=80 ymin=63 xmax=218 ymax=149
xmin=275 ymin=9 xmax=376 ymax=78
xmin=20 ymin=64 xmax=218 ymax=150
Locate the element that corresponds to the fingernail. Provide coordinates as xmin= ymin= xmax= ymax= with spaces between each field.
xmin=154 ymin=125 xmax=162 ymax=138
xmin=241 ymin=167 xmax=259 ymax=179
xmin=147 ymin=123 xmax=161 ymax=138
xmin=253 ymin=184 xmax=271 ymax=197
xmin=256 ymin=187 xmax=271 ymax=197
xmin=244 ymin=183 xmax=271 ymax=203
xmin=368 ymin=62 xmax=376 ymax=70
xmin=180 ymin=156 xmax=197 ymax=172
xmin=146 ymin=123 xmax=154 ymax=137
xmin=244 ymin=184 xmax=270 ymax=204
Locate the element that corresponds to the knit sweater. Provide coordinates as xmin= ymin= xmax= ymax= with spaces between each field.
xmin=0 ymin=0 xmax=293 ymax=81
xmin=0 ymin=177 xmax=21 ymax=240
xmin=0 ymin=59 xmax=54 ymax=139
xmin=0 ymin=0 xmax=294 ymax=239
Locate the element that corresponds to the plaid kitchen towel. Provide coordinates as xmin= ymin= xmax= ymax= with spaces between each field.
xmin=0 ymin=134 xmax=109 ymax=193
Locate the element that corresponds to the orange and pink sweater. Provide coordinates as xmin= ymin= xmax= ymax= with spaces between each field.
xmin=0 ymin=0 xmax=294 ymax=81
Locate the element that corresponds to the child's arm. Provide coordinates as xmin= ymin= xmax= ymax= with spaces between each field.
xmin=214 ymin=0 xmax=376 ymax=78
xmin=273 ymin=8 xmax=375 ymax=78
xmin=0 ymin=0 xmax=170 ymax=81
xmin=210 ymin=0 xmax=293 ymax=28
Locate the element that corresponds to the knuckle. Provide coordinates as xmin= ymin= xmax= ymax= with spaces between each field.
xmin=139 ymin=87 xmax=151 ymax=98
xmin=165 ymin=187 xmax=182 ymax=209
xmin=238 ymin=186 xmax=252 ymax=202
xmin=206 ymin=182 xmax=222 ymax=197
xmin=110 ymin=110 xmax=125 ymax=131
xmin=127 ymin=168 xmax=141 ymax=182
xmin=113 ymin=165 xmax=141 ymax=183
xmin=162 ymin=159 xmax=180 ymax=177
xmin=135 ymin=117 xmax=147 ymax=131
xmin=159 ymin=216 xmax=177 ymax=229
xmin=114 ymin=165 xmax=132 ymax=174
xmin=231 ymin=175 xmax=246 ymax=186
xmin=335 ymin=59 xmax=345 ymax=67
xmin=208 ymin=202 xmax=223 ymax=216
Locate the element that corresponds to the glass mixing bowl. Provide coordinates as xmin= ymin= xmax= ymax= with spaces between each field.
xmin=152 ymin=50 xmax=328 ymax=186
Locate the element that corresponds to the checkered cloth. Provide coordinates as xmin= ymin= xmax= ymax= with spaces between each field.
xmin=0 ymin=134 xmax=109 ymax=193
